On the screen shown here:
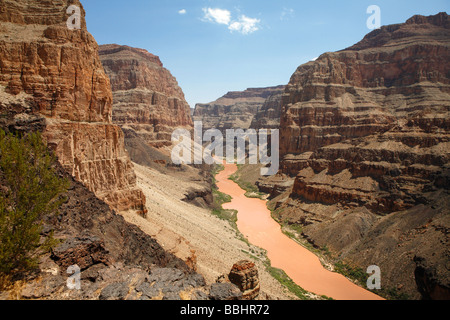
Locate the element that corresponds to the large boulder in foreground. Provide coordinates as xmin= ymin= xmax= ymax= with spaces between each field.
xmin=228 ymin=260 xmax=260 ymax=300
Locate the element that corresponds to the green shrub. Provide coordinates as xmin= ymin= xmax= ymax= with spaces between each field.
xmin=0 ymin=130 xmax=69 ymax=275
xmin=334 ymin=261 xmax=368 ymax=285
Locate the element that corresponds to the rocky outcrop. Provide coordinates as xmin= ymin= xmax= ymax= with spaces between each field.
xmin=0 ymin=147 xmax=205 ymax=300
xmin=228 ymin=260 xmax=260 ymax=300
xmin=17 ymin=263 xmax=209 ymax=301
xmin=414 ymin=255 xmax=450 ymax=300
xmin=273 ymin=12 xmax=450 ymax=299
xmin=193 ymin=86 xmax=285 ymax=132
xmin=50 ymin=235 xmax=110 ymax=271
xmin=0 ymin=0 xmax=146 ymax=213
xmin=182 ymin=187 xmax=214 ymax=209
xmin=99 ymin=44 xmax=193 ymax=148
xmin=208 ymin=283 xmax=243 ymax=301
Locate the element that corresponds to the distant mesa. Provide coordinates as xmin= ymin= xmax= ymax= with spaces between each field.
xmin=193 ymin=85 xmax=286 ymax=133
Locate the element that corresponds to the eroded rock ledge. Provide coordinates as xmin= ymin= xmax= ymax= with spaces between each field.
xmin=0 ymin=0 xmax=146 ymax=213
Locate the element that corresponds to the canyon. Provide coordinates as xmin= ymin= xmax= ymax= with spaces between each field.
xmin=217 ymin=162 xmax=383 ymax=300
xmin=0 ymin=0 xmax=254 ymax=301
xmin=193 ymin=12 xmax=449 ymax=300
xmin=270 ymin=12 xmax=450 ymax=299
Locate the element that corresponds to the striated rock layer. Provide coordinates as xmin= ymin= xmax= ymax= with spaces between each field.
xmin=281 ymin=14 xmax=449 ymax=156
xmin=99 ymin=44 xmax=193 ymax=148
xmin=280 ymin=12 xmax=450 ymax=213
xmin=228 ymin=260 xmax=260 ymax=300
xmin=0 ymin=0 xmax=146 ymax=213
xmin=193 ymin=86 xmax=285 ymax=132
xmin=274 ymin=12 xmax=450 ymax=299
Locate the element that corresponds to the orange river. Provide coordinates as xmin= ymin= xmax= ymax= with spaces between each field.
xmin=216 ymin=162 xmax=384 ymax=300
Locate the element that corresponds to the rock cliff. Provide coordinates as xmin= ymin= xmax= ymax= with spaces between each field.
xmin=280 ymin=12 xmax=449 ymax=212
xmin=274 ymin=12 xmax=450 ymax=299
xmin=281 ymin=12 xmax=449 ymax=157
xmin=250 ymin=88 xmax=286 ymax=129
xmin=0 ymin=0 xmax=252 ymax=302
xmin=0 ymin=0 xmax=146 ymax=213
xmin=99 ymin=44 xmax=193 ymax=148
xmin=193 ymin=86 xmax=285 ymax=132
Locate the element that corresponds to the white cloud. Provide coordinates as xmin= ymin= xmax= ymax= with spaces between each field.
xmin=202 ymin=8 xmax=231 ymax=25
xmin=228 ymin=15 xmax=260 ymax=35
xmin=202 ymin=8 xmax=260 ymax=35
xmin=178 ymin=9 xmax=186 ymax=15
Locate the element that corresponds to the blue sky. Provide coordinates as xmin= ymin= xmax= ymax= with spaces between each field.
xmin=82 ymin=0 xmax=449 ymax=108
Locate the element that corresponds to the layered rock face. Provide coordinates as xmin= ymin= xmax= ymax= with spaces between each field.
xmin=280 ymin=12 xmax=449 ymax=213
xmin=99 ymin=44 xmax=193 ymax=148
xmin=193 ymin=86 xmax=285 ymax=132
xmin=0 ymin=0 xmax=146 ymax=213
xmin=274 ymin=13 xmax=450 ymax=299
xmin=281 ymin=12 xmax=449 ymax=156
xmin=228 ymin=260 xmax=260 ymax=300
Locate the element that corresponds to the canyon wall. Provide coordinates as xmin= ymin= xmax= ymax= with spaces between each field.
xmin=99 ymin=44 xmax=193 ymax=149
xmin=250 ymin=88 xmax=286 ymax=129
xmin=279 ymin=12 xmax=449 ymax=214
xmin=193 ymin=86 xmax=285 ymax=132
xmin=281 ymin=13 xmax=449 ymax=157
xmin=274 ymin=12 xmax=449 ymax=299
xmin=0 ymin=0 xmax=146 ymax=213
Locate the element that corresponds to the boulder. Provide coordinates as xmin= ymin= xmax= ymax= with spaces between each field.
xmin=228 ymin=260 xmax=260 ymax=300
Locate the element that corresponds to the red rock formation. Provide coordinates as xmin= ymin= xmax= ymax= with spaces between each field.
xmin=99 ymin=44 xmax=193 ymax=148
xmin=279 ymin=12 xmax=450 ymax=213
xmin=280 ymin=12 xmax=449 ymax=156
xmin=228 ymin=260 xmax=260 ymax=300
xmin=274 ymin=12 xmax=450 ymax=299
xmin=0 ymin=0 xmax=146 ymax=213
xmin=250 ymin=87 xmax=286 ymax=129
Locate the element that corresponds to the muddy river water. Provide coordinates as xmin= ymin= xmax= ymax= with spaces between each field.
xmin=216 ymin=162 xmax=384 ymax=300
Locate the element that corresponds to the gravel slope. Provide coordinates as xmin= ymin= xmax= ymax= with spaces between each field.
xmin=121 ymin=163 xmax=296 ymax=300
